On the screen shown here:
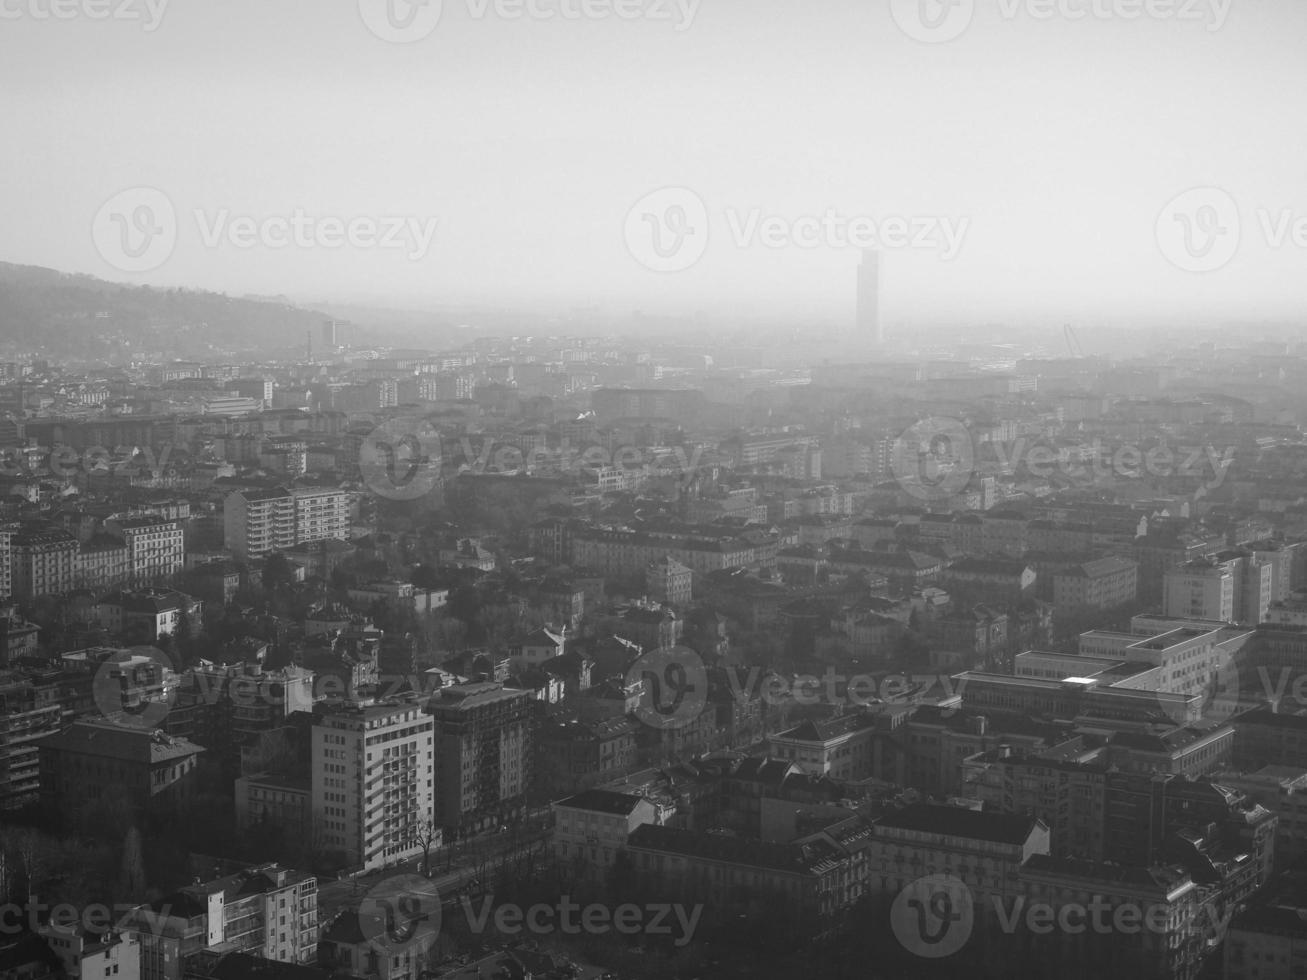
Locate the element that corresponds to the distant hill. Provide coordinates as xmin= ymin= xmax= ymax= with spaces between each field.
xmin=0 ymin=263 xmax=335 ymax=360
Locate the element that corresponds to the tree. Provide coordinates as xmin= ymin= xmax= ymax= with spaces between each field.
xmin=431 ymin=616 xmax=469 ymax=657
xmin=74 ymin=781 xmax=138 ymax=840
xmin=174 ymin=609 xmax=194 ymax=663
xmin=262 ymin=553 xmax=294 ymax=593
xmin=242 ymin=729 xmax=297 ymax=776
xmin=8 ymin=828 xmax=47 ymax=904
xmin=117 ymin=827 xmax=147 ymax=903
xmin=411 ymin=820 xmax=442 ymax=877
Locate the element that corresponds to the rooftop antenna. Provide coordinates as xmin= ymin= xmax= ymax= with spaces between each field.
xmin=1064 ymin=323 xmax=1085 ymax=359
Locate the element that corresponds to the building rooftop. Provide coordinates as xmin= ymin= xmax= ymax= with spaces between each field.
xmin=875 ymin=803 xmax=1042 ymax=846
xmin=775 ymin=713 xmax=878 ymax=743
xmin=627 ymin=824 xmax=829 ymax=874
xmin=39 ymin=720 xmax=204 ymax=764
xmin=1021 ymin=855 xmax=1194 ymax=894
xmin=555 ymin=789 xmax=648 ymax=816
xmin=198 ymin=952 xmax=334 ymax=979
xmin=110 ymin=516 xmax=180 ymax=530
xmin=427 ymin=681 xmax=532 ymax=710
xmin=102 ymin=589 xmax=194 ymax=615
xmin=239 ymin=771 xmax=312 ymax=792
xmin=947 ymin=557 xmax=1033 ymax=576
xmin=1235 ymin=708 xmax=1307 ymax=731
xmin=1063 ymin=556 xmax=1138 ymax=578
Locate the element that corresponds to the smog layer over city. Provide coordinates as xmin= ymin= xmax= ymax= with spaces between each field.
xmin=1 ymin=2 xmax=1306 ymax=979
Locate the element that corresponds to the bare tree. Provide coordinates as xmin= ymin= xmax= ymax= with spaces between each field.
xmin=411 ymin=819 xmax=442 ymax=877
xmin=8 ymin=828 xmax=47 ymax=905
xmin=243 ymin=728 xmax=296 ymax=776
xmin=118 ymin=827 xmax=147 ymax=903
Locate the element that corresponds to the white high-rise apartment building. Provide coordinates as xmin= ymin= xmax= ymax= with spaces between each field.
xmin=1164 ymin=551 xmax=1276 ymax=626
xmin=312 ymin=696 xmax=435 ymax=872
xmin=1164 ymin=557 xmax=1236 ymax=623
xmin=225 ymin=487 xmax=350 ymax=559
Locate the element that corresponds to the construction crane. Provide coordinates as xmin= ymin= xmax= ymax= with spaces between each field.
xmin=1064 ymin=323 xmax=1086 ymax=359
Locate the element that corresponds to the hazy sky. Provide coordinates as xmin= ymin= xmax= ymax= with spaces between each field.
xmin=2 ymin=0 xmax=1306 ymax=330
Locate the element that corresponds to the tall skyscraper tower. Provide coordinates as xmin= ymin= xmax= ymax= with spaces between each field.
xmin=322 ymin=320 xmax=339 ymax=348
xmin=857 ymin=250 xmax=882 ymax=345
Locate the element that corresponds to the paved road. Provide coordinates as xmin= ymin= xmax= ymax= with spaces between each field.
xmin=317 ymin=826 xmax=552 ymax=925
xmin=432 ymin=949 xmax=609 ymax=980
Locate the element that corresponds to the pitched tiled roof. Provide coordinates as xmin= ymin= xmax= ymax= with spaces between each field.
xmin=556 ymin=789 xmax=647 ymax=815
xmin=40 ymin=720 xmax=204 ymax=764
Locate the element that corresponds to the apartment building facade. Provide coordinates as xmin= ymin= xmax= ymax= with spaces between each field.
xmin=0 ymin=666 xmax=65 ymax=809
xmin=224 ymin=487 xmax=350 ymax=559
xmin=572 ymin=526 xmax=775 ymax=577
xmin=311 ymin=697 xmax=435 ymax=872
xmin=552 ymin=788 xmax=660 ymax=882
xmin=426 ymin=681 xmax=535 ymax=835
xmin=11 ymin=527 xmax=78 ymax=599
xmin=1053 ymin=556 xmax=1139 ymax=610
xmin=38 ymin=720 xmax=205 ymax=831
xmin=106 ymin=515 xmax=186 ymax=585
xmin=133 ymin=864 xmax=318 ymax=980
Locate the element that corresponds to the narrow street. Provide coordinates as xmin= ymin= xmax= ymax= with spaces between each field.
xmin=316 ymin=823 xmax=553 ymax=927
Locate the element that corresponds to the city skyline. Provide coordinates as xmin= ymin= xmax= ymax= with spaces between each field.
xmin=858 ymin=249 xmax=882 ymax=346
xmin=1 ymin=1 xmax=1306 ymax=327
xmin=7 ymin=3 xmax=1307 ymax=979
